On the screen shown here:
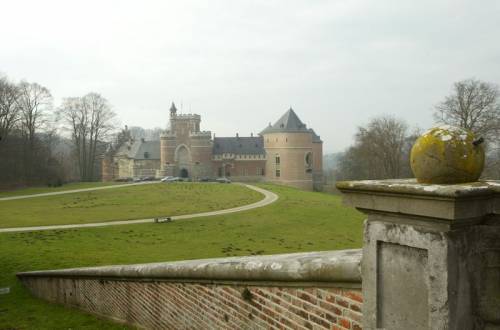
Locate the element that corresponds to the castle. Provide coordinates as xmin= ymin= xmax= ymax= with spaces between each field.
xmin=102 ymin=103 xmax=323 ymax=191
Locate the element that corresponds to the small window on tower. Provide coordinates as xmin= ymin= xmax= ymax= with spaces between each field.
xmin=305 ymin=152 xmax=313 ymax=173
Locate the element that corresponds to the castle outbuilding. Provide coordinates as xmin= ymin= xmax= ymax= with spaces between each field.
xmin=102 ymin=103 xmax=323 ymax=191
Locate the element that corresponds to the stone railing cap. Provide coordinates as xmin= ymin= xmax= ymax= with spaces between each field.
xmin=337 ymin=179 xmax=499 ymax=198
xmin=17 ymin=250 xmax=362 ymax=283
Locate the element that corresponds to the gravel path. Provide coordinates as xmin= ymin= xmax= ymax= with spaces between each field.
xmin=0 ymin=184 xmax=278 ymax=233
xmin=0 ymin=181 xmax=158 ymax=202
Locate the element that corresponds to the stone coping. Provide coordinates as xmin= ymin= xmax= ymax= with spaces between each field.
xmin=336 ymin=179 xmax=500 ymax=198
xmin=17 ymin=250 xmax=362 ymax=284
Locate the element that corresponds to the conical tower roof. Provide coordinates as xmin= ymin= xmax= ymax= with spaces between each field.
xmin=260 ymin=107 xmax=309 ymax=134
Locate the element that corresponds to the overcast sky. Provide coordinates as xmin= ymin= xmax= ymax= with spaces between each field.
xmin=2 ymin=0 xmax=499 ymax=153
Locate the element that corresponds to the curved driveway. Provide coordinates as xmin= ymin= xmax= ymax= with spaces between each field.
xmin=0 ymin=184 xmax=278 ymax=233
xmin=0 ymin=181 xmax=157 ymax=202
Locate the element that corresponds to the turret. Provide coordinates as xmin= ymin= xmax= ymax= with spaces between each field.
xmin=260 ymin=107 xmax=322 ymax=191
xmin=170 ymin=102 xmax=177 ymax=117
xmin=159 ymin=131 xmax=176 ymax=177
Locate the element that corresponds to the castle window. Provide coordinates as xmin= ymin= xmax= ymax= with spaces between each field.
xmin=305 ymin=152 xmax=313 ymax=173
xmin=286 ymin=138 xmax=288 ymax=142
xmin=305 ymin=152 xmax=313 ymax=167
xmin=275 ymin=153 xmax=281 ymax=178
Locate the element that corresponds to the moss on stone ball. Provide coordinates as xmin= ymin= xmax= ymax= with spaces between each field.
xmin=410 ymin=125 xmax=485 ymax=184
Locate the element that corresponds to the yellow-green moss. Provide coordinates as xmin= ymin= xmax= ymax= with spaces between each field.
xmin=410 ymin=126 xmax=484 ymax=184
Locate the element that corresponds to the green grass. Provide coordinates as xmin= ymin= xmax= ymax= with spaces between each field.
xmin=0 ymin=183 xmax=262 ymax=228
xmin=0 ymin=184 xmax=364 ymax=329
xmin=0 ymin=181 xmax=121 ymax=197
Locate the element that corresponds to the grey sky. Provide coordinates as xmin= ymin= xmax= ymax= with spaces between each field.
xmin=2 ymin=0 xmax=499 ymax=153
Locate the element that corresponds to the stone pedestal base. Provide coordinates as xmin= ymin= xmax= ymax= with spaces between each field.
xmin=338 ymin=179 xmax=500 ymax=330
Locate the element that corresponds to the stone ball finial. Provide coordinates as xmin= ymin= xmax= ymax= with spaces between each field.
xmin=410 ymin=125 xmax=485 ymax=184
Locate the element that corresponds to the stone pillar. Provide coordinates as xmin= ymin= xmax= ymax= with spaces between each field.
xmin=337 ymin=179 xmax=500 ymax=330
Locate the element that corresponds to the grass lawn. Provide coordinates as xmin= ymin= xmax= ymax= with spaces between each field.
xmin=0 ymin=183 xmax=262 ymax=228
xmin=0 ymin=184 xmax=364 ymax=329
xmin=0 ymin=181 xmax=121 ymax=198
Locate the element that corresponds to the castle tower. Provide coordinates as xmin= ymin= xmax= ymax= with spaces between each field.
xmin=189 ymin=131 xmax=213 ymax=180
xmin=159 ymin=102 xmax=211 ymax=179
xmin=159 ymin=131 xmax=176 ymax=177
xmin=260 ymin=108 xmax=323 ymax=191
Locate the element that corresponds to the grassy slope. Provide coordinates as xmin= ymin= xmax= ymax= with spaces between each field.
xmin=0 ymin=184 xmax=364 ymax=329
xmin=0 ymin=182 xmax=121 ymax=197
xmin=0 ymin=183 xmax=262 ymax=228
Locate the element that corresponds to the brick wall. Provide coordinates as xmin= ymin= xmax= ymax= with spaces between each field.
xmin=18 ymin=250 xmax=363 ymax=329
xmin=20 ymin=277 xmax=362 ymax=330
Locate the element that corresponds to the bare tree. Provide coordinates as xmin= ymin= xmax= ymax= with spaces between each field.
xmin=357 ymin=116 xmax=409 ymax=178
xmin=434 ymin=79 xmax=500 ymax=141
xmin=17 ymin=81 xmax=52 ymax=144
xmin=0 ymin=76 xmax=20 ymax=142
xmin=435 ymin=79 xmax=500 ymax=179
xmin=16 ymin=81 xmax=53 ymax=178
xmin=336 ymin=116 xmax=415 ymax=180
xmin=58 ymin=93 xmax=116 ymax=181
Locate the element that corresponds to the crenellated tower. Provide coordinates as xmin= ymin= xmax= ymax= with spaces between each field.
xmin=158 ymin=102 xmax=212 ymax=179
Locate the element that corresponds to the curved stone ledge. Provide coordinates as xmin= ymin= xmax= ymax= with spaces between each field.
xmin=17 ymin=249 xmax=362 ymax=283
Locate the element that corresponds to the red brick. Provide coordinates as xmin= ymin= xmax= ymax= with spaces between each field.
xmin=344 ymin=290 xmax=363 ymax=303
xmin=350 ymin=303 xmax=362 ymax=313
xmin=335 ymin=297 xmax=349 ymax=308
xmin=339 ymin=317 xmax=351 ymax=329
xmin=324 ymin=312 xmax=337 ymax=323
xmin=309 ymin=314 xmax=330 ymax=328
xmin=22 ymin=278 xmax=364 ymax=330
xmin=320 ymin=301 xmax=342 ymax=315
xmin=299 ymin=292 xmax=318 ymax=305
